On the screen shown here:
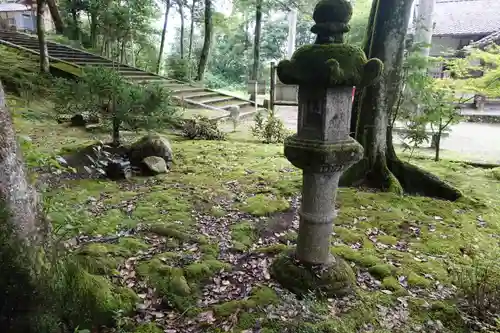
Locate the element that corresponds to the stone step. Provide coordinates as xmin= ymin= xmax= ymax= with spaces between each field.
xmin=117 ymin=70 xmax=157 ymax=76
xmin=209 ymin=98 xmax=253 ymax=108
xmin=57 ymin=57 xmax=117 ymax=63
xmin=125 ymin=76 xmax=166 ymax=81
xmin=188 ymin=95 xmax=234 ymax=104
xmin=177 ymin=91 xmax=219 ymax=99
xmin=49 ymin=53 xmax=104 ymax=60
xmin=166 ymin=84 xmax=203 ymax=92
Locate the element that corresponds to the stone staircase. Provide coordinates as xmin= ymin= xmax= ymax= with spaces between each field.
xmin=0 ymin=30 xmax=259 ymax=119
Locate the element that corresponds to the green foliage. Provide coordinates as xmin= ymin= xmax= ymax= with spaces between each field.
xmin=452 ymin=255 xmax=500 ymax=329
xmin=0 ymin=46 xmax=51 ymax=100
xmin=167 ymin=55 xmax=191 ymax=81
xmin=52 ymin=66 xmax=177 ymax=141
xmin=182 ymin=115 xmax=227 ymax=140
xmin=397 ymin=47 xmax=463 ymax=161
xmin=251 ymin=110 xmax=290 ymax=144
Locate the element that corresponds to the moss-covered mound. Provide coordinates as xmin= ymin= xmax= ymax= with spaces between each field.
xmin=270 ymin=251 xmax=355 ymax=298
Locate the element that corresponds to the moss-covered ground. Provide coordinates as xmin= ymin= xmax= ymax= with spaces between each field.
xmin=10 ymin=96 xmax=500 ymax=333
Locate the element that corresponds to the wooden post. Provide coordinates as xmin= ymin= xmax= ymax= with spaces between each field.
xmin=270 ymin=61 xmax=276 ymax=111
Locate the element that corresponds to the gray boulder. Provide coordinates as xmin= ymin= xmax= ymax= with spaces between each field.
xmin=142 ymin=156 xmax=168 ymax=174
xmin=129 ymin=134 xmax=173 ymax=168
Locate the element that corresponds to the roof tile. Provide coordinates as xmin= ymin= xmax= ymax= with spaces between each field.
xmin=433 ymin=0 xmax=500 ymax=36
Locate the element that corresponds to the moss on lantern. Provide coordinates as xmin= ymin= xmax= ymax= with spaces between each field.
xmin=277 ymin=43 xmax=383 ymax=88
xmin=276 ymin=0 xmax=383 ymax=88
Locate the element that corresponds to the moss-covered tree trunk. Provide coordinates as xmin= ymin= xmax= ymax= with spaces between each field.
xmin=0 ymin=80 xmax=51 ymax=331
xmin=342 ymin=0 xmax=462 ymax=201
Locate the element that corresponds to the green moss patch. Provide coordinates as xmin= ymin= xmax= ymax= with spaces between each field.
xmin=214 ymin=286 xmax=279 ymax=317
xmin=240 ymin=194 xmax=290 ymax=216
xmin=231 ymin=221 xmax=257 ymax=251
xmin=137 ymin=256 xmax=231 ymax=313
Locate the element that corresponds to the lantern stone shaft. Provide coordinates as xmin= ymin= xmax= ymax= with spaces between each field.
xmin=270 ymin=0 xmax=383 ymax=297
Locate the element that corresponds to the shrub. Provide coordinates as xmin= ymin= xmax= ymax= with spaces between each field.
xmin=251 ymin=109 xmax=291 ymax=144
xmin=182 ymin=115 xmax=226 ymax=140
xmin=453 ymin=256 xmax=500 ymax=330
xmin=167 ymin=56 xmax=191 ymax=81
xmin=52 ymin=66 xmax=178 ymax=146
xmin=0 ymin=46 xmax=50 ymax=100
xmin=491 ymin=167 xmax=500 ymax=181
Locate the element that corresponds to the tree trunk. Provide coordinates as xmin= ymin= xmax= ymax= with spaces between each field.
xmin=196 ymin=0 xmax=212 ymax=81
xmin=0 ymin=80 xmax=52 ymax=331
xmin=111 ymin=101 xmax=120 ymax=147
xmin=0 ymin=82 xmax=47 ymax=246
xmin=341 ymin=0 xmax=462 ymax=201
xmin=188 ymin=0 xmax=196 ymax=60
xmin=36 ymin=0 xmax=50 ymax=74
xmin=434 ymin=132 xmax=440 ymax=162
xmin=157 ymin=0 xmax=171 ymax=74
xmin=350 ymin=0 xmax=378 ymax=136
xmin=90 ymin=13 xmax=97 ymax=48
xmin=70 ymin=8 xmax=79 ymax=40
xmin=244 ymin=14 xmax=249 ymax=51
xmin=250 ymin=0 xmax=262 ymax=82
xmin=178 ymin=2 xmax=185 ymax=59
xmin=46 ymin=0 xmax=64 ymax=34
xmin=120 ymin=40 xmax=126 ymax=64
xmin=414 ymin=0 xmax=435 ymax=58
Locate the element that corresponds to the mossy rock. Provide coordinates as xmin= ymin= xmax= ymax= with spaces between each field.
xmin=270 ymin=251 xmax=355 ymax=298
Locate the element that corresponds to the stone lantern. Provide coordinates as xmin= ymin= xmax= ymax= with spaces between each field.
xmin=270 ymin=0 xmax=383 ymax=297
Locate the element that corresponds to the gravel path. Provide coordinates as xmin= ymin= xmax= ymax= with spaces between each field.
xmin=275 ymin=106 xmax=500 ymax=164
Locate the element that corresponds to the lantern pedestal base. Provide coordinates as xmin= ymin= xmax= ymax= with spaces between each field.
xmin=270 ymin=250 xmax=355 ymax=298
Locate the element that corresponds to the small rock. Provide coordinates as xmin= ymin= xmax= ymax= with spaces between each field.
xmin=142 ymin=156 xmax=168 ymax=174
xmin=129 ymin=134 xmax=173 ymax=167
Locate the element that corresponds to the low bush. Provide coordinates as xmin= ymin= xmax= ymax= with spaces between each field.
xmin=453 ymin=255 xmax=500 ymax=330
xmin=182 ymin=115 xmax=226 ymax=140
xmin=251 ymin=109 xmax=291 ymax=144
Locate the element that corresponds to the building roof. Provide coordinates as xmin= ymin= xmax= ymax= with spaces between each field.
xmin=0 ymin=3 xmax=30 ymax=12
xmin=467 ymin=30 xmax=500 ymax=49
xmin=433 ymin=0 xmax=500 ymax=36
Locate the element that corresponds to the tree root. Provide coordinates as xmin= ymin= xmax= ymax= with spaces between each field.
xmin=388 ymin=158 xmax=463 ymax=201
xmin=341 ymin=157 xmax=463 ymax=201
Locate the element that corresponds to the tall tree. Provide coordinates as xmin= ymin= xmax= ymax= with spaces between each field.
xmin=343 ymin=0 xmax=461 ymax=201
xmin=196 ymin=0 xmax=212 ymax=81
xmin=157 ymin=0 xmax=171 ymax=74
xmin=414 ymin=0 xmax=435 ymax=58
xmin=46 ymin=0 xmax=65 ymax=34
xmin=187 ymin=0 xmax=197 ymax=60
xmin=250 ymin=0 xmax=262 ymax=90
xmin=36 ymin=0 xmax=50 ymax=73
xmin=176 ymin=0 xmax=186 ymax=59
